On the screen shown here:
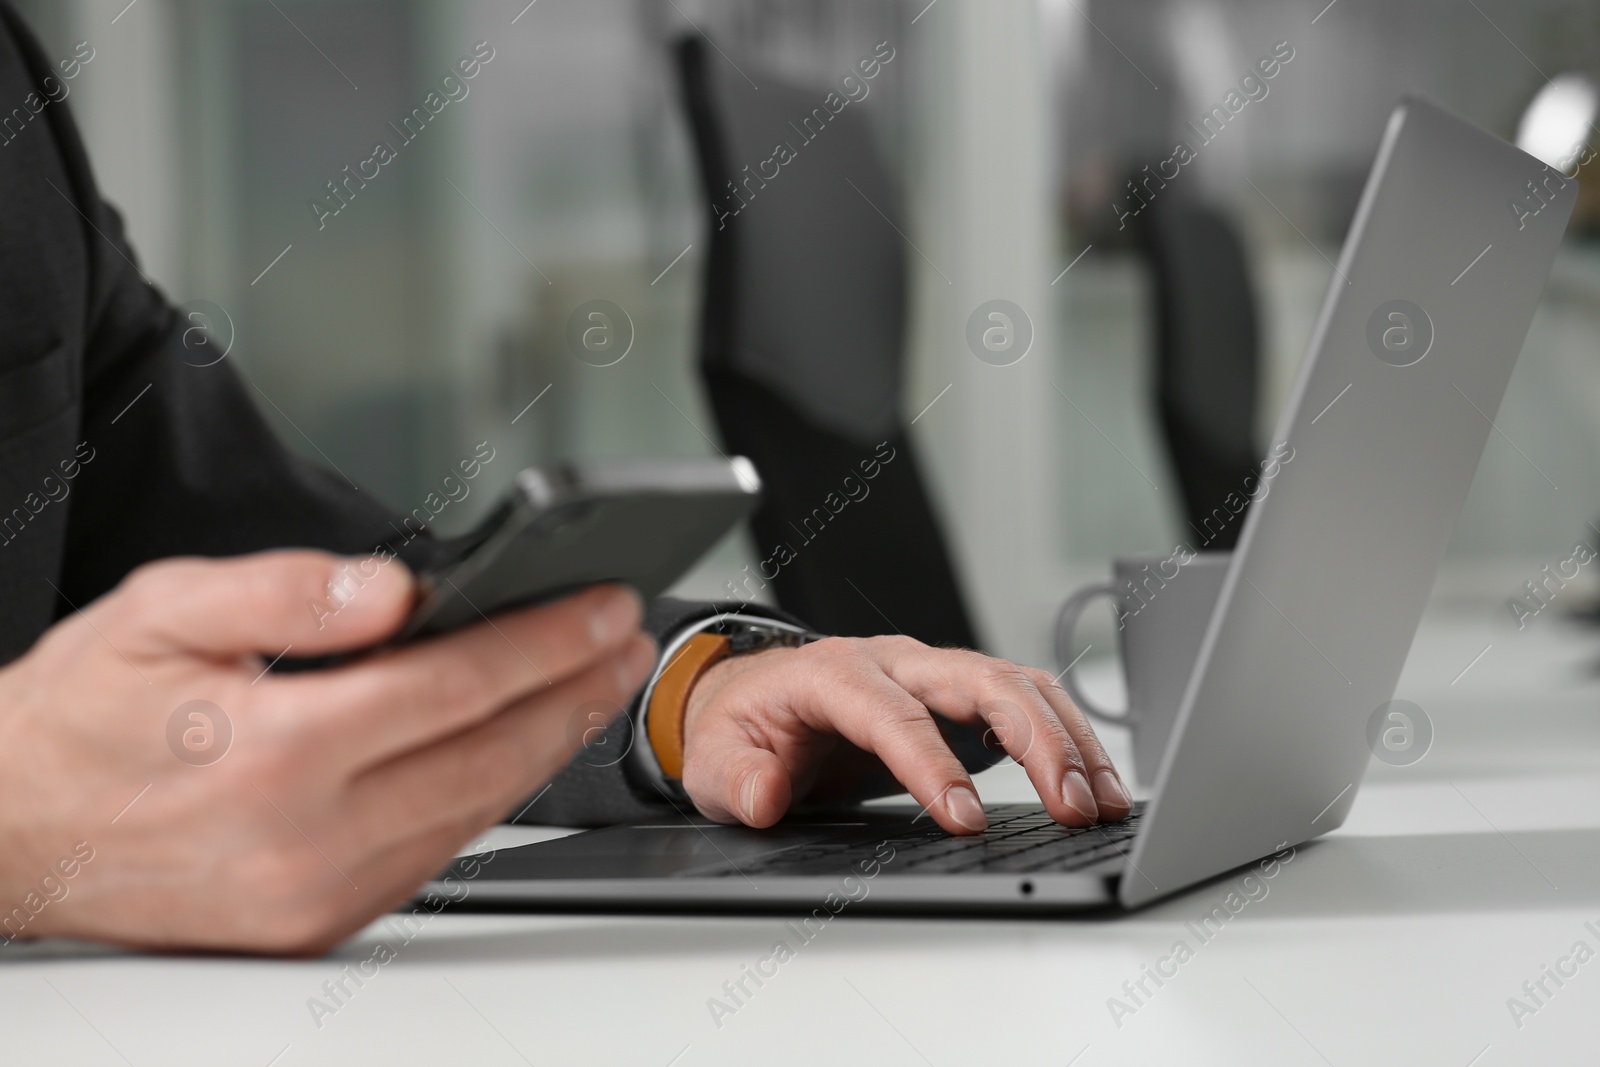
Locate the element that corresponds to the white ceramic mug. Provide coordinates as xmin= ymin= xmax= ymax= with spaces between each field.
xmin=1053 ymin=552 xmax=1231 ymax=783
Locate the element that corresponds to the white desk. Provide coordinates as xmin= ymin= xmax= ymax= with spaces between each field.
xmin=5 ymin=602 xmax=1599 ymax=1066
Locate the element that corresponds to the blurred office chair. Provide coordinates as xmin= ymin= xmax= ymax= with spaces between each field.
xmin=1138 ymin=198 xmax=1262 ymax=550
xmin=674 ymin=36 xmax=979 ymax=649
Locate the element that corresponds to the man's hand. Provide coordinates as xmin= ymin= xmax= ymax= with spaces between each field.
xmin=681 ymin=636 xmax=1132 ymax=836
xmin=0 ymin=552 xmax=652 ymax=954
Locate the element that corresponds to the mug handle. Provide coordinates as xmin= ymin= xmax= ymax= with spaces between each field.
xmin=1052 ymin=579 xmax=1137 ymax=726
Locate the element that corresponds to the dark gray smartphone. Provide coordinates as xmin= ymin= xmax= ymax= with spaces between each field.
xmin=398 ymin=457 xmax=762 ymax=640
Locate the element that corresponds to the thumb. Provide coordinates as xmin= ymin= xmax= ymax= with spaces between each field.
xmin=683 ymin=731 xmax=792 ymax=829
xmin=111 ymin=550 xmax=416 ymax=659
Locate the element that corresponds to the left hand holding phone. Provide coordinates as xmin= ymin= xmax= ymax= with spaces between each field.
xmin=0 ymin=550 xmax=652 ymax=954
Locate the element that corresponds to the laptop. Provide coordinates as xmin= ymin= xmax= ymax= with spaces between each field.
xmin=425 ymin=96 xmax=1576 ymax=913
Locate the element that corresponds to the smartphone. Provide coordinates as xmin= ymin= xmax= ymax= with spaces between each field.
xmin=398 ymin=456 xmax=762 ymax=640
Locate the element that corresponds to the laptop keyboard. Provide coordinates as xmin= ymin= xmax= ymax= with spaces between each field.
xmin=734 ymin=802 xmax=1144 ymax=878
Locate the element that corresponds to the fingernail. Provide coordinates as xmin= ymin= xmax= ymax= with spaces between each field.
xmin=1093 ymin=769 xmax=1132 ymax=810
xmin=741 ymin=771 xmax=763 ymax=823
xmin=616 ymin=637 xmax=654 ymax=692
xmin=1061 ymin=771 xmax=1099 ymax=822
xmin=590 ymin=587 xmax=642 ymax=645
xmin=945 ymin=784 xmax=987 ymax=832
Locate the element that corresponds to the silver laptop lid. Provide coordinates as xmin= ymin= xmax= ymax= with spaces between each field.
xmin=1121 ymin=96 xmax=1577 ymax=908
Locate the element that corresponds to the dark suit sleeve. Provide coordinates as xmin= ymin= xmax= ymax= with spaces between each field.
xmin=55 ymin=206 xmax=441 ymax=595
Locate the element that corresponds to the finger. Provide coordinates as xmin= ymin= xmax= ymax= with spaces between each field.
xmin=110 ymin=551 xmax=416 ymax=659
xmin=262 ymin=819 xmax=477 ymax=957
xmin=1024 ymin=667 xmax=1134 ymax=820
xmin=778 ymin=656 xmax=991 ymax=835
xmin=341 ymin=819 xmax=494 ymax=940
xmin=682 ymin=727 xmax=795 ymax=828
xmin=869 ymin=639 xmax=1103 ymax=828
xmin=342 ymin=634 xmax=657 ymax=845
xmin=274 ymin=583 xmax=644 ymax=767
xmin=318 ymin=814 xmax=515 ymax=956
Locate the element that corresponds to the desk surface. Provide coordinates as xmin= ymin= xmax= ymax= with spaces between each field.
xmin=5 ymin=601 xmax=1599 ymax=1066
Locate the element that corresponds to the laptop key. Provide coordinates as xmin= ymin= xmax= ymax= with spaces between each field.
xmin=731 ymin=804 xmax=1145 ymax=877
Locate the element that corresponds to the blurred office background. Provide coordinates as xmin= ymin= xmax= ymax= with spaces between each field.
xmin=15 ymin=0 xmax=1600 ymax=666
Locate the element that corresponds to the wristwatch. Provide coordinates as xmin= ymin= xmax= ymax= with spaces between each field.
xmin=629 ymin=612 xmax=823 ymax=797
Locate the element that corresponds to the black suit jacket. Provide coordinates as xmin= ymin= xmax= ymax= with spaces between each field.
xmin=0 ymin=5 xmax=998 ymax=827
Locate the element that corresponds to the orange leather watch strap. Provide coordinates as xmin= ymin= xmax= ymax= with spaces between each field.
xmin=647 ymin=632 xmax=732 ymax=781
